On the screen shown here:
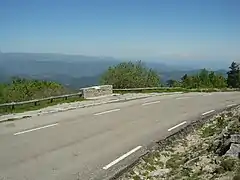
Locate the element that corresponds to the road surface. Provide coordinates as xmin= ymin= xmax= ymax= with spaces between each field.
xmin=0 ymin=92 xmax=240 ymax=180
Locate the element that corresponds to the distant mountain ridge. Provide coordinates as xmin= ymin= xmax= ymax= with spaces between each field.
xmin=0 ymin=52 xmax=228 ymax=89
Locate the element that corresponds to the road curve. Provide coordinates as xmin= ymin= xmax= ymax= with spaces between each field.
xmin=0 ymin=92 xmax=240 ymax=180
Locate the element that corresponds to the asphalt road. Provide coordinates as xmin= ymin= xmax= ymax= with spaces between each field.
xmin=0 ymin=92 xmax=240 ymax=180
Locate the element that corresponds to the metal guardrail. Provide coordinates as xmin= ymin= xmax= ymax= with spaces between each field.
xmin=0 ymin=92 xmax=83 ymax=109
xmin=113 ymin=87 xmax=238 ymax=91
xmin=113 ymin=87 xmax=180 ymax=91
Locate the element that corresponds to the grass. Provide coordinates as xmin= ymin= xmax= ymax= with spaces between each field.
xmin=200 ymin=125 xmax=216 ymax=138
xmin=166 ymin=153 xmax=186 ymax=169
xmin=0 ymin=96 xmax=85 ymax=115
xmin=220 ymin=157 xmax=238 ymax=172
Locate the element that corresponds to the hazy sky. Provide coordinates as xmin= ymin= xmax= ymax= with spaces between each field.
xmin=0 ymin=0 xmax=239 ymax=60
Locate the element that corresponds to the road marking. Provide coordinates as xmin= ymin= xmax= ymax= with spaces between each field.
xmin=202 ymin=110 xmax=215 ymax=116
xmin=14 ymin=123 xmax=58 ymax=136
xmin=142 ymin=101 xmax=161 ymax=106
xmin=176 ymin=97 xmax=190 ymax=100
xmin=103 ymin=146 xmax=142 ymax=170
xmin=203 ymin=93 xmax=212 ymax=96
xmin=227 ymin=104 xmax=236 ymax=107
xmin=168 ymin=121 xmax=187 ymax=132
xmin=94 ymin=108 xmax=120 ymax=116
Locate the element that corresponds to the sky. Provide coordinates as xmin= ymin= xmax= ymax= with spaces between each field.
xmin=0 ymin=0 xmax=240 ymax=61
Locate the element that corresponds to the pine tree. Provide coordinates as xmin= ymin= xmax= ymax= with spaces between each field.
xmin=227 ymin=61 xmax=240 ymax=88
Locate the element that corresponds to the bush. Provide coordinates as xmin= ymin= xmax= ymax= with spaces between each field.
xmin=100 ymin=60 xmax=161 ymax=89
xmin=0 ymin=77 xmax=68 ymax=103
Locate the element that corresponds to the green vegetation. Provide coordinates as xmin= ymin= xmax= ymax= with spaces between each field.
xmin=0 ymin=77 xmax=68 ymax=104
xmin=220 ymin=157 xmax=238 ymax=172
xmin=227 ymin=62 xmax=240 ymax=88
xmin=100 ymin=60 xmax=161 ymax=88
xmin=180 ymin=69 xmax=227 ymax=89
xmin=200 ymin=125 xmax=216 ymax=138
xmin=176 ymin=61 xmax=240 ymax=89
xmin=165 ymin=62 xmax=239 ymax=90
xmin=101 ymin=60 xmax=240 ymax=91
xmin=0 ymin=77 xmax=83 ymax=115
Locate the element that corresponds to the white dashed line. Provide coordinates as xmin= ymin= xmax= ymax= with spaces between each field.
xmin=176 ymin=97 xmax=190 ymax=100
xmin=142 ymin=101 xmax=161 ymax=106
xmin=94 ymin=108 xmax=120 ymax=116
xmin=103 ymin=146 xmax=142 ymax=170
xmin=203 ymin=93 xmax=212 ymax=96
xmin=227 ymin=104 xmax=236 ymax=107
xmin=168 ymin=121 xmax=187 ymax=132
xmin=14 ymin=123 xmax=58 ymax=136
xmin=202 ymin=110 xmax=215 ymax=116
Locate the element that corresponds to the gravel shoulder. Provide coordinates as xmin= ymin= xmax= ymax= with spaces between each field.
xmin=119 ymin=106 xmax=240 ymax=180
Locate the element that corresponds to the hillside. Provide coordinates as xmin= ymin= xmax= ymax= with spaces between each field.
xmin=0 ymin=53 xmax=228 ymax=89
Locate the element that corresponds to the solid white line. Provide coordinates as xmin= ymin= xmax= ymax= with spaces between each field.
xmin=103 ymin=146 xmax=142 ymax=170
xmin=202 ymin=110 xmax=215 ymax=116
xmin=94 ymin=108 xmax=120 ymax=116
xmin=176 ymin=97 xmax=190 ymax=100
xmin=168 ymin=121 xmax=187 ymax=132
xmin=14 ymin=123 xmax=58 ymax=136
xmin=227 ymin=104 xmax=236 ymax=107
xmin=142 ymin=101 xmax=161 ymax=106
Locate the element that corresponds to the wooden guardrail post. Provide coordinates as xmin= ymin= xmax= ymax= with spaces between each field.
xmin=11 ymin=104 xmax=15 ymax=110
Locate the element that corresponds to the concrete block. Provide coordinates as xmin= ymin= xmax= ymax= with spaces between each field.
xmin=81 ymin=85 xmax=113 ymax=99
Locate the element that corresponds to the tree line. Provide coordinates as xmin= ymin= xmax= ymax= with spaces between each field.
xmin=101 ymin=61 xmax=240 ymax=89
xmin=0 ymin=77 xmax=67 ymax=103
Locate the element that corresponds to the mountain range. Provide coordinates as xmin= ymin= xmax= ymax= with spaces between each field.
xmin=0 ymin=52 xmax=229 ymax=89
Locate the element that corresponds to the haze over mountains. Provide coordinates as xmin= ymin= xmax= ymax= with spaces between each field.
xmin=0 ymin=52 xmax=230 ymax=89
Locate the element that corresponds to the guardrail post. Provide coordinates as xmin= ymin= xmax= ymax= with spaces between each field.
xmin=11 ymin=104 xmax=14 ymax=110
xmin=50 ymin=98 xmax=53 ymax=103
xmin=34 ymin=101 xmax=37 ymax=106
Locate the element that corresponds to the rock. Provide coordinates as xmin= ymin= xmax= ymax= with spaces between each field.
xmin=229 ymin=134 xmax=240 ymax=144
xmin=219 ymin=138 xmax=232 ymax=156
xmin=149 ymin=168 xmax=170 ymax=177
xmin=217 ymin=134 xmax=240 ymax=156
xmin=224 ymin=144 xmax=240 ymax=158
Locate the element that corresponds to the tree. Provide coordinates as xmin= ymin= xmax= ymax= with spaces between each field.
xmin=166 ymin=79 xmax=179 ymax=87
xmin=198 ymin=69 xmax=210 ymax=88
xmin=0 ymin=77 xmax=66 ymax=103
xmin=100 ymin=60 xmax=161 ymax=88
xmin=145 ymin=69 xmax=161 ymax=87
xmin=180 ymin=69 xmax=227 ymax=89
xmin=181 ymin=74 xmax=193 ymax=88
xmin=227 ymin=61 xmax=240 ymax=88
